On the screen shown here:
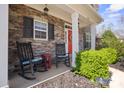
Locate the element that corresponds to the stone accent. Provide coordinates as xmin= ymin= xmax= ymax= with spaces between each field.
xmin=9 ymin=4 xmax=69 ymax=65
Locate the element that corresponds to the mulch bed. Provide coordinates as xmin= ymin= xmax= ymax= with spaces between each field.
xmin=32 ymin=71 xmax=100 ymax=88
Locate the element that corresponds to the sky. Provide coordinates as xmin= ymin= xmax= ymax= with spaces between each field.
xmin=97 ymin=4 xmax=124 ymax=38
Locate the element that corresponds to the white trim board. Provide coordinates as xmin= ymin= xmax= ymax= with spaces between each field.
xmin=0 ymin=4 xmax=8 ymax=88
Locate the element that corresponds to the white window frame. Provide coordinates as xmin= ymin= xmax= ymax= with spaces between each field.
xmin=85 ymin=31 xmax=91 ymax=49
xmin=33 ymin=19 xmax=48 ymax=41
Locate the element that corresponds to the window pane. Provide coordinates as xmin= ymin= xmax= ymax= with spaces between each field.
xmin=84 ymin=31 xmax=91 ymax=49
xmin=35 ymin=30 xmax=46 ymax=39
xmin=35 ymin=21 xmax=47 ymax=31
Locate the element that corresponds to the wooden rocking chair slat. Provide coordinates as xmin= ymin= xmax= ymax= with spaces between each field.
xmin=55 ymin=43 xmax=70 ymax=67
xmin=16 ymin=41 xmax=47 ymax=80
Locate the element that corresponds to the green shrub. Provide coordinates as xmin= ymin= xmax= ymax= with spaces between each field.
xmin=75 ymin=48 xmax=117 ymax=81
xmin=101 ymin=30 xmax=124 ymax=58
xmin=100 ymin=48 xmax=117 ymax=64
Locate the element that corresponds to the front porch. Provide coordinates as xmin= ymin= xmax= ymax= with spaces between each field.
xmin=0 ymin=4 xmax=102 ymax=88
xmin=9 ymin=63 xmax=71 ymax=88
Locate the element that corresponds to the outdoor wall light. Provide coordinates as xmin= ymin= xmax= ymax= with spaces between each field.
xmin=43 ymin=4 xmax=49 ymax=15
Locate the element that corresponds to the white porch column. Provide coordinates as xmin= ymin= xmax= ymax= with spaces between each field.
xmin=71 ymin=12 xmax=79 ymax=67
xmin=91 ymin=24 xmax=96 ymax=50
xmin=0 ymin=4 xmax=8 ymax=87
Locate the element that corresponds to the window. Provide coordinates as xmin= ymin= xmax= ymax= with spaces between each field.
xmin=34 ymin=20 xmax=48 ymax=40
xmin=84 ymin=31 xmax=91 ymax=50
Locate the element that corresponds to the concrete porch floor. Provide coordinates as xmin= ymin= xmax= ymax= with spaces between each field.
xmin=8 ymin=63 xmax=71 ymax=88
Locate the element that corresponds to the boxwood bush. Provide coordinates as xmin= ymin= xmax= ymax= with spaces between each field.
xmin=75 ymin=48 xmax=117 ymax=81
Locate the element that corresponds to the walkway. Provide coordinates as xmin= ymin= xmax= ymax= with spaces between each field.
xmin=109 ymin=62 xmax=124 ymax=88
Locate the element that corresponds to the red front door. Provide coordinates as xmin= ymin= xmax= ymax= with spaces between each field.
xmin=68 ymin=30 xmax=72 ymax=54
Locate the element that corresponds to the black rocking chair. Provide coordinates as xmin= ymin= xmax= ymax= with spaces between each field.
xmin=55 ymin=43 xmax=70 ymax=67
xmin=16 ymin=41 xmax=47 ymax=80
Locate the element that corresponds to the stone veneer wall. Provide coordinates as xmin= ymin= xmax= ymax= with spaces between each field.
xmin=9 ymin=4 xmax=69 ymax=65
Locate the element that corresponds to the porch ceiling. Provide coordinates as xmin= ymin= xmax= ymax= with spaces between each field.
xmin=26 ymin=4 xmax=102 ymax=28
xmin=26 ymin=4 xmax=72 ymax=23
xmin=66 ymin=4 xmax=103 ymax=24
